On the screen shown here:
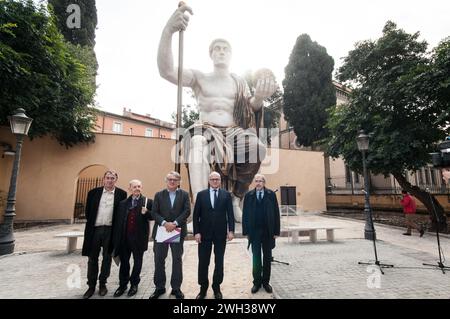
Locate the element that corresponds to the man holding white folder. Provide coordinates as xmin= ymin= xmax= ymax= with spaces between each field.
xmin=149 ymin=171 xmax=191 ymax=299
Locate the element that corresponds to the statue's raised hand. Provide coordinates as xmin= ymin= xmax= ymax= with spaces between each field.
xmin=253 ymin=68 xmax=277 ymax=101
xmin=254 ymin=78 xmax=277 ymax=101
xmin=165 ymin=3 xmax=193 ymax=34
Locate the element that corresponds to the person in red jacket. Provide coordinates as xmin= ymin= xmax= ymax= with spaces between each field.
xmin=400 ymin=190 xmax=424 ymax=237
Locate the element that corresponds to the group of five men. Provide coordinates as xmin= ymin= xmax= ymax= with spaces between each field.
xmin=81 ymin=169 xmax=280 ymax=300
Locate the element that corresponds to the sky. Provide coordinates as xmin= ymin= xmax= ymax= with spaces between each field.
xmin=94 ymin=0 xmax=450 ymax=122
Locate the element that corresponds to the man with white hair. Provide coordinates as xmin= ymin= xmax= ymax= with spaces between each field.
xmin=242 ymin=174 xmax=280 ymax=294
xmin=192 ymin=172 xmax=234 ymax=299
xmin=112 ymin=179 xmax=152 ymax=298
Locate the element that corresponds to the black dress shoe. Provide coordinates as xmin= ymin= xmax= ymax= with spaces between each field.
xmin=98 ymin=285 xmax=108 ymax=296
xmin=213 ymin=290 xmax=223 ymax=299
xmin=171 ymin=289 xmax=185 ymax=299
xmin=128 ymin=285 xmax=138 ymax=297
xmin=113 ymin=286 xmax=127 ymax=297
xmin=263 ymin=284 xmax=273 ymax=293
xmin=251 ymin=285 xmax=261 ymax=294
xmin=83 ymin=287 xmax=95 ymax=299
xmin=420 ymin=228 xmax=425 ymax=237
xmin=196 ymin=290 xmax=207 ymax=299
xmin=149 ymin=288 xmax=166 ymax=299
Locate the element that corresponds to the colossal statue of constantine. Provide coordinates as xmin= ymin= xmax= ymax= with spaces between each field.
xmin=157 ymin=5 xmax=276 ymax=221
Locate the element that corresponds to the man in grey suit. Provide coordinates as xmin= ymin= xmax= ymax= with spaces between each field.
xmin=149 ymin=171 xmax=190 ymax=299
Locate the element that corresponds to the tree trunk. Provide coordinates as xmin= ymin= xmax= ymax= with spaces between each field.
xmin=393 ymin=172 xmax=447 ymax=231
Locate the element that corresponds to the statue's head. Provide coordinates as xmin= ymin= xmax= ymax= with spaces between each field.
xmin=209 ymin=38 xmax=232 ymax=67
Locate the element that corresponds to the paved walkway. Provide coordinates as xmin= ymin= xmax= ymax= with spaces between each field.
xmin=0 ymin=212 xmax=449 ymax=299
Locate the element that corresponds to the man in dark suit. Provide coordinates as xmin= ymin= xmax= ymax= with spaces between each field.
xmin=81 ymin=170 xmax=127 ymax=299
xmin=149 ymin=171 xmax=190 ymax=299
xmin=242 ymin=174 xmax=280 ymax=294
xmin=193 ymin=171 xmax=235 ymax=299
xmin=112 ymin=179 xmax=153 ymax=297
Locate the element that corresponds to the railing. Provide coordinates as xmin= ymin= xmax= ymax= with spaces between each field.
xmin=73 ymin=177 xmax=103 ymax=221
xmin=328 ymin=185 xmax=449 ymax=195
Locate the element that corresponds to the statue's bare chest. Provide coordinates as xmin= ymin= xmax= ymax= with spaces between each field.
xmin=196 ymin=75 xmax=236 ymax=100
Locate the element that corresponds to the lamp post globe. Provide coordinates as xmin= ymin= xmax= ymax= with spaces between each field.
xmin=356 ymin=130 xmax=375 ymax=240
xmin=0 ymin=108 xmax=33 ymax=255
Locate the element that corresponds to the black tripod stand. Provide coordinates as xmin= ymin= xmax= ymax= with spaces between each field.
xmin=358 ymin=193 xmax=394 ymax=275
xmin=271 ymin=256 xmax=289 ymax=265
xmin=422 ymin=191 xmax=450 ymax=274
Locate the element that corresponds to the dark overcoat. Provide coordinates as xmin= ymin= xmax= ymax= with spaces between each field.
xmin=81 ymin=187 xmax=127 ymax=256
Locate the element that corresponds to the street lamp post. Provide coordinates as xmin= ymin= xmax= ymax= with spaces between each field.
xmin=356 ymin=130 xmax=394 ymax=273
xmin=356 ymin=130 xmax=376 ymax=241
xmin=0 ymin=108 xmax=33 ymax=255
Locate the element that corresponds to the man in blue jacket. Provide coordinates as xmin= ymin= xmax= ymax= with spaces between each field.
xmin=242 ymin=174 xmax=280 ymax=294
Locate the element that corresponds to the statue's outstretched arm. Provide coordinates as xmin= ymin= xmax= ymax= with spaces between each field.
xmin=157 ymin=5 xmax=195 ymax=86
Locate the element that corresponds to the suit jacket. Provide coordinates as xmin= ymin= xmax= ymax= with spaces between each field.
xmin=193 ymin=188 xmax=235 ymax=241
xmin=82 ymin=186 xmax=128 ymax=256
xmin=242 ymin=188 xmax=280 ymax=249
xmin=151 ymin=189 xmax=191 ymax=240
xmin=112 ymin=195 xmax=153 ymax=256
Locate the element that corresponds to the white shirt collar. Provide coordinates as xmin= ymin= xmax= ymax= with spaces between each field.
xmin=103 ymin=187 xmax=115 ymax=194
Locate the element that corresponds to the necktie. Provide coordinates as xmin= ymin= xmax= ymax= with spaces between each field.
xmin=258 ymin=191 xmax=262 ymax=201
xmin=214 ymin=189 xmax=218 ymax=208
xmin=132 ymin=198 xmax=138 ymax=208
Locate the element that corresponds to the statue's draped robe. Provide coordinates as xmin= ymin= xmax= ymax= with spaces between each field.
xmin=182 ymin=74 xmax=265 ymax=199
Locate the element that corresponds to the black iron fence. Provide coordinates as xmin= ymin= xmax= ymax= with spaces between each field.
xmin=74 ymin=177 xmax=103 ymax=220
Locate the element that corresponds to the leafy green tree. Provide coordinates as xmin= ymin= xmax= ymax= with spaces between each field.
xmin=171 ymin=104 xmax=199 ymax=129
xmin=419 ymin=37 xmax=450 ymax=125
xmin=47 ymin=0 xmax=97 ymax=47
xmin=170 ymin=88 xmax=199 ymax=128
xmin=326 ymin=21 xmax=450 ymax=227
xmin=47 ymin=0 xmax=98 ymax=86
xmin=0 ymin=0 xmax=97 ymax=147
xmin=283 ymin=34 xmax=336 ymax=149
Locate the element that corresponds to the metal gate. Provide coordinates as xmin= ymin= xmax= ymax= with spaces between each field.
xmin=74 ymin=177 xmax=103 ymax=221
xmin=280 ymin=186 xmax=297 ymax=215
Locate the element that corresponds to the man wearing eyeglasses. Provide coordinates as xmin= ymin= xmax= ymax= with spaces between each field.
xmin=192 ymin=172 xmax=234 ymax=299
xmin=149 ymin=171 xmax=190 ymax=299
xmin=242 ymin=174 xmax=280 ymax=294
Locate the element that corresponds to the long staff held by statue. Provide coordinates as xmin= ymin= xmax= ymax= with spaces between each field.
xmin=175 ymin=1 xmax=190 ymax=173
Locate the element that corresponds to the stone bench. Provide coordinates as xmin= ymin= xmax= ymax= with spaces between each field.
xmin=285 ymin=226 xmax=340 ymax=243
xmin=54 ymin=232 xmax=84 ymax=253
